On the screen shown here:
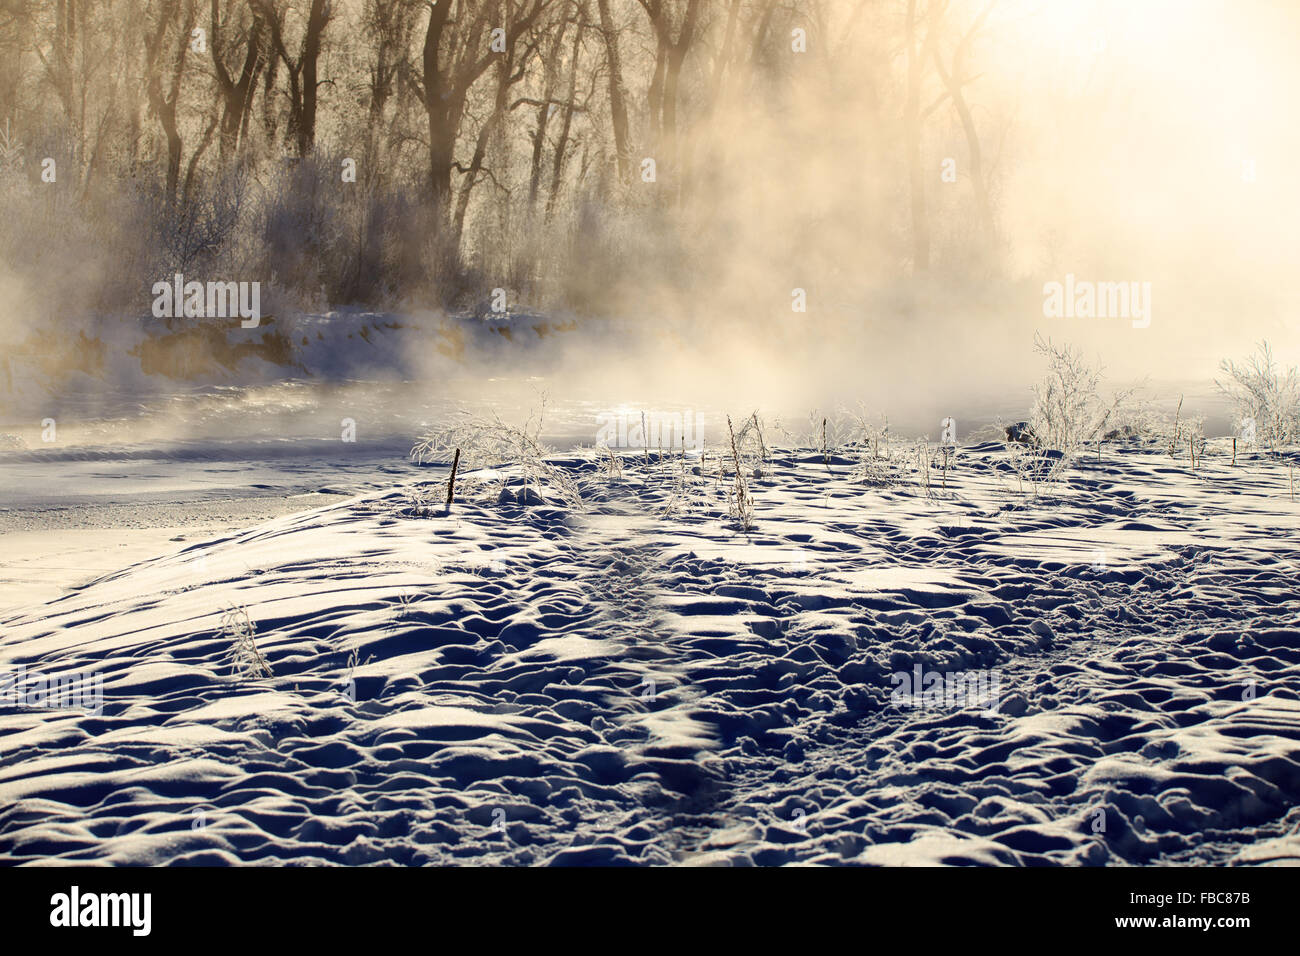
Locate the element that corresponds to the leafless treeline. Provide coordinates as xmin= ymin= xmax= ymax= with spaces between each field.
xmin=0 ymin=0 xmax=1008 ymax=315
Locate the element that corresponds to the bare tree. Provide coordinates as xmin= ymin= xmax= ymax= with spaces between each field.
xmin=144 ymin=0 xmax=197 ymax=198
xmin=452 ymin=6 xmax=546 ymax=249
xmin=255 ymin=0 xmax=332 ymax=157
xmin=594 ymin=0 xmax=629 ymax=182
xmin=210 ymin=0 xmax=266 ymax=161
xmin=544 ymin=0 xmax=587 ymax=221
xmin=903 ymin=0 xmax=936 ymax=273
xmin=362 ymin=0 xmax=416 ymax=178
xmin=929 ymin=0 xmax=997 ymax=248
xmin=413 ymin=0 xmax=550 ymax=266
xmin=636 ymin=0 xmax=702 ymax=192
xmin=522 ymin=6 xmax=569 ymax=210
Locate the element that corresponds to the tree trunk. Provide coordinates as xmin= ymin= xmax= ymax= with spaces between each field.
xmin=298 ymin=0 xmax=328 ymax=156
xmin=642 ymin=0 xmax=701 ymax=197
xmin=145 ymin=0 xmax=192 ymax=199
xmin=647 ymin=33 xmax=667 ymax=149
xmin=931 ymin=1 xmax=999 ymax=249
xmin=453 ymin=46 xmax=513 ymax=251
xmin=211 ymin=0 xmax=264 ymax=161
xmin=595 ymin=0 xmax=630 ymax=182
xmin=904 ymin=0 xmax=930 ymax=273
xmin=421 ymin=0 xmax=454 ymax=222
xmin=546 ymin=6 xmax=585 ymax=221
xmin=663 ymin=0 xmax=700 ymax=173
xmin=528 ymin=15 xmax=569 ymax=210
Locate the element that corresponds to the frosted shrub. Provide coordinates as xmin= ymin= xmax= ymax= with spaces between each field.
xmin=411 ymin=398 xmax=583 ymax=510
xmin=220 ymin=606 xmax=271 ymax=681
xmin=724 ymin=414 xmax=756 ymax=531
xmin=1029 ymin=334 xmax=1133 ymax=473
xmin=1217 ymin=341 xmax=1300 ymax=450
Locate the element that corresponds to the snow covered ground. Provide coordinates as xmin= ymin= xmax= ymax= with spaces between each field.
xmin=2 ymin=432 xmax=1299 ymax=866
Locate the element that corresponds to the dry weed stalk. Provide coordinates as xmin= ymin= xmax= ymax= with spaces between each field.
xmin=221 ymin=606 xmax=271 ymax=680
xmin=726 ymin=414 xmax=755 ymax=531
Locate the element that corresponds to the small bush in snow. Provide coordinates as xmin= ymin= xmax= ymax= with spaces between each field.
xmin=1216 ymin=341 xmax=1300 ymax=450
xmin=724 ymin=414 xmax=756 ymax=531
xmin=220 ymin=606 xmax=271 ymax=681
xmin=411 ymin=397 xmax=583 ymax=510
xmin=596 ymin=443 xmax=624 ymax=480
xmin=1028 ymin=334 xmax=1133 ymax=478
xmin=403 ymin=485 xmax=440 ymax=517
xmin=729 ymin=411 xmax=773 ymax=479
xmin=841 ymin=406 xmax=906 ymax=486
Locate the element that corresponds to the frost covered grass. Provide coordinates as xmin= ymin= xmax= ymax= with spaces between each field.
xmin=219 ymin=606 xmax=271 ymax=682
xmin=1217 ymin=341 xmax=1300 ymax=452
xmin=389 ymin=334 xmax=1300 ymax=532
xmin=1028 ymin=333 xmax=1135 ymax=476
xmin=724 ymin=414 xmax=756 ymax=532
xmin=403 ymin=485 xmax=441 ymax=518
xmin=410 ymin=397 xmax=583 ymax=510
